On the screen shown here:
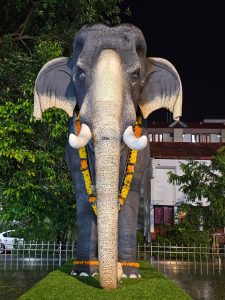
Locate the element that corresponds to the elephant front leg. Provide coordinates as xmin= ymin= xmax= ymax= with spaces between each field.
xmin=66 ymin=144 xmax=98 ymax=277
xmin=118 ymin=188 xmax=141 ymax=278
xmin=118 ymin=147 xmax=150 ymax=278
xmin=72 ymin=195 xmax=98 ymax=276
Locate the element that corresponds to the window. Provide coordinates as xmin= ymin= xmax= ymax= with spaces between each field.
xmin=191 ymin=134 xmax=211 ymax=143
xmin=154 ymin=206 xmax=174 ymax=226
xmin=149 ymin=134 xmax=163 ymax=142
xmin=202 ymin=134 xmax=211 ymax=143
xmin=155 ymin=134 xmax=163 ymax=142
xmin=191 ymin=134 xmax=201 ymax=143
xmin=149 ymin=134 xmax=153 ymax=142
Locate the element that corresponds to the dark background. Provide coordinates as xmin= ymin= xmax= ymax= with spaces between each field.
xmin=121 ymin=1 xmax=225 ymax=121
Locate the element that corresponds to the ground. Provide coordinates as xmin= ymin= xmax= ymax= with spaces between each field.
xmin=19 ymin=261 xmax=191 ymax=300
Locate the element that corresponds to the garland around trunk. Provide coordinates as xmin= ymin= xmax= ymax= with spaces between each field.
xmin=75 ymin=115 xmax=142 ymax=215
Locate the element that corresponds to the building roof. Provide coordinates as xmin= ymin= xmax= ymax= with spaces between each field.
xmin=204 ymin=117 xmax=225 ymax=123
xmin=168 ymin=120 xmax=188 ymax=128
xmin=150 ymin=142 xmax=225 ymax=160
xmin=147 ymin=121 xmax=225 ymax=129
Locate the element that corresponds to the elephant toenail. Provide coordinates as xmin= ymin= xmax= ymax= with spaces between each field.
xmin=79 ymin=272 xmax=89 ymax=277
xmin=129 ymin=274 xmax=137 ymax=278
xmin=71 ymin=271 xmax=77 ymax=276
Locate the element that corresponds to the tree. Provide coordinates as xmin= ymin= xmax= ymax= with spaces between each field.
xmin=168 ymin=147 xmax=225 ymax=232
xmin=0 ymin=0 xmax=127 ymax=240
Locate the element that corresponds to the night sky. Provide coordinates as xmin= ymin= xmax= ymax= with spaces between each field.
xmin=121 ymin=1 xmax=225 ymax=121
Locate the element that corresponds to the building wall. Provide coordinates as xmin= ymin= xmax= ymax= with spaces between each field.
xmin=173 ymin=128 xmax=183 ymax=142
xmin=211 ymin=134 xmax=220 ymax=142
xmin=149 ymin=158 xmax=210 ymax=237
xmin=162 ymin=133 xmax=172 ymax=142
xmin=222 ymin=129 xmax=225 ymax=143
xmin=147 ymin=119 xmax=225 ymax=241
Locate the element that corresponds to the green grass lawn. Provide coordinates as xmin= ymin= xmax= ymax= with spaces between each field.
xmin=19 ymin=261 xmax=191 ymax=300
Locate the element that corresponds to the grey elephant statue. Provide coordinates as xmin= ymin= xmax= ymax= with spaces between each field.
xmin=33 ymin=23 xmax=182 ymax=289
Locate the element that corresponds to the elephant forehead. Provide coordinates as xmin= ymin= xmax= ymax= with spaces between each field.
xmin=77 ymin=25 xmax=133 ymax=46
xmin=74 ymin=28 xmax=142 ymax=70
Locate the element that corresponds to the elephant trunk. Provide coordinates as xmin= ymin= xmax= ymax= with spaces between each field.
xmin=92 ymin=50 xmax=123 ymax=289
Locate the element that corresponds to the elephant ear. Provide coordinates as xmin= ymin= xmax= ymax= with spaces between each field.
xmin=139 ymin=57 xmax=182 ymax=121
xmin=34 ymin=57 xmax=76 ymax=120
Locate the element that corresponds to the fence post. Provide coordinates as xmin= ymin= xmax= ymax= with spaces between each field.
xmin=4 ymin=243 xmax=7 ymax=270
xmin=34 ymin=241 xmax=37 ymax=270
xmin=144 ymin=243 xmax=146 ymax=260
xmin=157 ymin=243 xmax=160 ymax=269
xmin=200 ymin=244 xmax=203 ymax=275
xmin=181 ymin=244 xmax=183 ymax=262
xmin=41 ymin=241 xmax=44 ymax=270
xmin=150 ymin=243 xmax=153 ymax=265
xmin=22 ymin=241 xmax=25 ymax=270
xmin=66 ymin=241 xmax=68 ymax=262
xmin=72 ymin=241 xmax=74 ymax=259
xmin=212 ymin=242 xmax=215 ymax=275
xmin=188 ymin=244 xmax=189 ymax=263
xmin=194 ymin=244 xmax=196 ymax=274
xmin=16 ymin=243 xmax=19 ymax=270
xmin=59 ymin=241 xmax=62 ymax=267
xmin=53 ymin=241 xmax=55 ymax=269
xmin=175 ymin=244 xmax=177 ymax=264
xmin=205 ymin=244 xmax=208 ymax=275
xmin=164 ymin=243 xmax=165 ymax=263
xmin=28 ymin=241 xmax=31 ymax=267
xmin=10 ymin=244 xmax=13 ymax=270
xmin=47 ymin=241 xmax=49 ymax=270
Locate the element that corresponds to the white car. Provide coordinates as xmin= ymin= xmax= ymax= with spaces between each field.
xmin=0 ymin=230 xmax=24 ymax=254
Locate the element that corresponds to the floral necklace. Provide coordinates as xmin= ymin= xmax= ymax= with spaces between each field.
xmin=76 ymin=115 xmax=142 ymax=215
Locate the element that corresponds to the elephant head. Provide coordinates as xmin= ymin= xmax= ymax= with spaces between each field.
xmin=34 ymin=23 xmax=182 ymax=289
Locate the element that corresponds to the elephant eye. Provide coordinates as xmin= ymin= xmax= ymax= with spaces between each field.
xmin=131 ymin=69 xmax=140 ymax=84
xmin=77 ymin=67 xmax=86 ymax=81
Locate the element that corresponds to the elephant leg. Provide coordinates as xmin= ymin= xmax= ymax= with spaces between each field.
xmin=66 ymin=143 xmax=98 ymax=276
xmin=74 ymin=191 xmax=98 ymax=276
xmin=118 ymin=188 xmax=140 ymax=277
xmin=118 ymin=146 xmax=150 ymax=278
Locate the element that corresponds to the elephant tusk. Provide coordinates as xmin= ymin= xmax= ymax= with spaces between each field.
xmin=69 ymin=123 xmax=92 ymax=149
xmin=123 ymin=126 xmax=147 ymax=150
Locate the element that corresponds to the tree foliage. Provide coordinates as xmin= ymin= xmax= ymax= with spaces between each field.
xmin=0 ymin=0 xmax=126 ymax=240
xmin=168 ymin=147 xmax=225 ymax=232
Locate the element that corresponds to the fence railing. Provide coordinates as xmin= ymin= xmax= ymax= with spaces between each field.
xmin=137 ymin=243 xmax=225 ymax=275
xmin=137 ymin=243 xmax=225 ymax=260
xmin=1 ymin=241 xmax=225 ymax=273
xmin=0 ymin=240 xmax=76 ymax=270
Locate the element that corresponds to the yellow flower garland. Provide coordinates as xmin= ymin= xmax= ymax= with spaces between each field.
xmin=75 ymin=115 xmax=142 ymax=215
xmin=73 ymin=260 xmax=140 ymax=268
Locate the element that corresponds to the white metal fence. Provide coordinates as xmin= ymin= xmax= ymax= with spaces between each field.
xmin=137 ymin=243 xmax=225 ymax=259
xmin=1 ymin=241 xmax=225 ymax=274
xmin=137 ymin=243 xmax=225 ymax=275
xmin=0 ymin=241 xmax=76 ymax=270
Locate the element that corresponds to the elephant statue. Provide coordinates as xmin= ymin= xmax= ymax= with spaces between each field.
xmin=33 ymin=23 xmax=182 ymax=289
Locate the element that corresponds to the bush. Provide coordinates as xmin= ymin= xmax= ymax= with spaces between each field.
xmin=137 ymin=230 xmax=145 ymax=245
xmin=155 ymin=225 xmax=211 ymax=246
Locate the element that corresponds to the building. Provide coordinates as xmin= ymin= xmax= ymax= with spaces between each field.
xmin=141 ymin=118 xmax=225 ymax=242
